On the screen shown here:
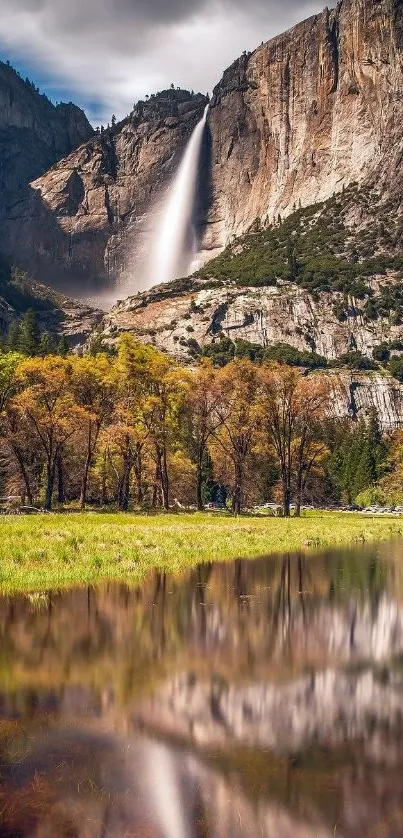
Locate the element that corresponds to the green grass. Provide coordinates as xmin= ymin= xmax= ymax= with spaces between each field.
xmin=0 ymin=511 xmax=403 ymax=595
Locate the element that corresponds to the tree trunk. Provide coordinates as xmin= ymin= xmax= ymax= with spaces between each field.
xmin=161 ymin=448 xmax=169 ymax=511
xmin=80 ymin=454 xmax=91 ymax=509
xmin=101 ymin=451 xmax=108 ymax=506
xmin=294 ymin=470 xmax=303 ymax=518
xmin=196 ymin=455 xmax=204 ymax=512
xmin=57 ymin=454 xmax=65 ymax=505
xmin=232 ymin=465 xmax=243 ymax=515
xmin=80 ymin=428 xmax=93 ymax=510
xmin=282 ymin=474 xmax=291 ymax=518
xmin=44 ymin=461 xmax=55 ymax=511
xmin=12 ymin=445 xmax=33 ymax=505
xmin=133 ymin=445 xmax=144 ymax=506
xmin=118 ymin=458 xmax=131 ymax=512
xmin=152 ymin=458 xmax=161 ymax=509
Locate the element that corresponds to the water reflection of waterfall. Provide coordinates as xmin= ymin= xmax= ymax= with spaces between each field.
xmin=2 ymin=544 xmax=403 ymax=838
xmin=148 ymin=105 xmax=209 ymax=288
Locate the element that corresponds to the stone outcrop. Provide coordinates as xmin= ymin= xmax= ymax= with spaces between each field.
xmin=95 ymin=278 xmax=403 ymax=427
xmin=99 ymin=275 xmax=403 ymax=361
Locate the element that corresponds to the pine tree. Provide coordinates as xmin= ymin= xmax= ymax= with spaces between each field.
xmin=341 ymin=420 xmax=366 ymax=502
xmin=353 ymin=445 xmax=377 ymax=499
xmin=19 ymin=309 xmax=40 ymax=356
xmin=366 ymin=408 xmax=388 ymax=480
xmin=39 ymin=332 xmax=56 ymax=357
xmin=286 ymin=239 xmax=298 ymax=277
xmin=57 ymin=337 xmax=70 ymax=357
xmin=7 ymin=320 xmax=21 ymax=352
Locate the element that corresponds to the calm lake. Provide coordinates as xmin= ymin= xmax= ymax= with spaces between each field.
xmin=1 ymin=541 xmax=403 ymax=837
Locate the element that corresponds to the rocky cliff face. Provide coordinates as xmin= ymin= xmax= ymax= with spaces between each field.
xmin=99 ymin=275 xmax=402 ymax=362
xmin=201 ymin=0 xmax=403 ymax=258
xmin=2 ymin=0 xmax=402 ymax=293
xmin=0 ymin=61 xmax=93 ymax=215
xmin=0 ymin=89 xmax=207 ymax=293
xmin=95 ymin=277 xmax=403 ymax=428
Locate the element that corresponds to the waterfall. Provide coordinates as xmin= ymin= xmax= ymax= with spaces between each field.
xmin=149 ymin=104 xmax=208 ymax=288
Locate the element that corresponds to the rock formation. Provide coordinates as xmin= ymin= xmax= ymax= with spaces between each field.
xmin=2 ymin=0 xmax=403 ymax=293
xmin=0 ymin=269 xmax=103 ymax=348
xmin=98 ymin=276 xmax=402 ymax=362
xmin=1 ymin=0 xmax=403 ymax=416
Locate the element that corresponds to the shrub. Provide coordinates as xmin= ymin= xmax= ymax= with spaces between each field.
xmin=355 ymin=487 xmax=386 ymax=508
xmin=389 ymin=357 xmax=403 ymax=382
xmin=264 ymin=343 xmax=327 ymax=369
xmin=372 ymin=344 xmax=390 ymax=363
xmin=337 ymin=352 xmax=377 ymax=371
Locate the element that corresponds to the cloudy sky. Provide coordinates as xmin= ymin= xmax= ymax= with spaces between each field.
xmin=0 ymin=0 xmax=324 ymax=125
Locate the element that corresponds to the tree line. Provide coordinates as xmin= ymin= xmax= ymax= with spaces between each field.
xmin=0 ymin=330 xmax=396 ymax=515
xmin=0 ymin=332 xmax=335 ymax=515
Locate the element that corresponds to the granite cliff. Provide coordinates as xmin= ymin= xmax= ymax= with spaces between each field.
xmin=2 ymin=0 xmax=403 ymax=292
xmin=201 ymin=0 xmax=403 ymax=258
xmin=1 ymin=0 xmax=403 ymax=423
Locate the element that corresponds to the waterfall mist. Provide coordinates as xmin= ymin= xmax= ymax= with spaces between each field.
xmin=147 ymin=104 xmax=209 ymax=289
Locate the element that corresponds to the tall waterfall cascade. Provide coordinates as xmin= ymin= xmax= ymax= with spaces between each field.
xmin=148 ymin=104 xmax=209 ymax=288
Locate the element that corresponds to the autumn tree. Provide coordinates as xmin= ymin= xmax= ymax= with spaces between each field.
xmin=211 ymin=359 xmax=259 ymax=514
xmin=258 ymin=364 xmax=331 ymax=516
xmin=0 ymin=352 xmax=36 ymax=503
xmin=12 ymin=357 xmax=84 ymax=509
xmin=116 ymin=336 xmax=188 ymax=510
xmin=71 ymin=354 xmax=117 ymax=508
xmin=184 ymin=360 xmax=223 ymax=510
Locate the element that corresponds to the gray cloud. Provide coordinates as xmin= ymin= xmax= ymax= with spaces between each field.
xmin=0 ymin=0 xmax=324 ymax=122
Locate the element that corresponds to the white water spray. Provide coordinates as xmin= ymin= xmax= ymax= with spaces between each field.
xmin=149 ymin=105 xmax=209 ymax=287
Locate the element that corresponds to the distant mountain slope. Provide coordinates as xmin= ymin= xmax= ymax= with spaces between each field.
xmin=0 ymin=260 xmax=102 ymax=348
xmin=0 ymin=59 xmax=93 ymax=215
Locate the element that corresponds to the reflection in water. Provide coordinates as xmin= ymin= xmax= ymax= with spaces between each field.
xmin=1 ymin=542 xmax=403 ymax=836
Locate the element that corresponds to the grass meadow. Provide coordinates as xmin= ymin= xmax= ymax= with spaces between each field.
xmin=0 ymin=511 xmax=403 ymax=594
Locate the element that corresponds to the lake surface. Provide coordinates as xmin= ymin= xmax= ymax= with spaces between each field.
xmin=1 ymin=541 xmax=403 ymax=837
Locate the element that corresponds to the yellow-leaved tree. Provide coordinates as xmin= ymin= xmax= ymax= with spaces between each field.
xmin=258 ymin=364 xmax=331 ymax=517
xmin=12 ymin=357 xmax=86 ymax=510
